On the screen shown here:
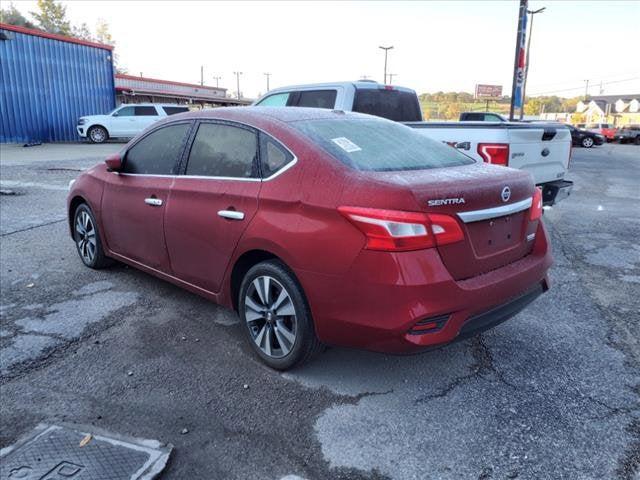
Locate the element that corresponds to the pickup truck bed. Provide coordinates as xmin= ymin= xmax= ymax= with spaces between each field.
xmin=406 ymin=121 xmax=573 ymax=205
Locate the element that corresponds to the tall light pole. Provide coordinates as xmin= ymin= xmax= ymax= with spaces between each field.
xmin=264 ymin=72 xmax=271 ymax=92
xmin=234 ymin=71 xmax=243 ymax=99
xmin=379 ymin=45 xmax=393 ymax=84
xmin=212 ymin=76 xmax=221 ymax=88
xmin=388 ymin=73 xmax=397 ymax=84
xmin=200 ymin=66 xmax=204 ymax=86
xmin=520 ymin=6 xmax=546 ymax=119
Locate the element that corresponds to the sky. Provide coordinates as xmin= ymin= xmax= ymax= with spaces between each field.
xmin=10 ymin=0 xmax=640 ymax=99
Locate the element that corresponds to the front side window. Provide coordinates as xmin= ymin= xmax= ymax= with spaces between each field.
xmin=295 ymin=90 xmax=337 ymax=109
xmin=115 ymin=106 xmax=135 ymax=117
xmin=257 ymin=93 xmax=290 ymax=107
xmin=135 ymin=106 xmax=158 ymax=116
xmin=291 ymin=117 xmax=474 ymax=172
xmin=186 ymin=123 xmax=258 ymax=178
xmin=123 ymin=123 xmax=190 ymax=175
xmin=261 ymin=136 xmax=293 ymax=177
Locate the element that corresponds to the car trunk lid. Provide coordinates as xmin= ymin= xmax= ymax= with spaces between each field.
xmin=366 ymin=163 xmax=538 ymax=280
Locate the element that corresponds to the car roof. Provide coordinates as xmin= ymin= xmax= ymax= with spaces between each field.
xmin=262 ymin=81 xmax=417 ymax=95
xmin=117 ymin=103 xmax=189 ymax=107
xmin=166 ymin=106 xmax=373 ymax=124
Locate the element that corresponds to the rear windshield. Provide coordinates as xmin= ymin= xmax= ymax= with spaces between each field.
xmin=163 ymin=106 xmax=190 ymax=115
xmin=291 ymin=117 xmax=474 ymax=172
xmin=352 ymin=89 xmax=422 ymax=122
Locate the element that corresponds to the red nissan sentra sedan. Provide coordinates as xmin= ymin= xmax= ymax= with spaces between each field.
xmin=67 ymin=107 xmax=551 ymax=369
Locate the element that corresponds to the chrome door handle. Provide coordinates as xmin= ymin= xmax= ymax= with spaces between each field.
xmin=144 ymin=197 xmax=163 ymax=206
xmin=218 ymin=210 xmax=244 ymax=220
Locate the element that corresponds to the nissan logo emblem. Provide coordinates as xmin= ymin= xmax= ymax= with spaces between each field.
xmin=501 ymin=186 xmax=511 ymax=202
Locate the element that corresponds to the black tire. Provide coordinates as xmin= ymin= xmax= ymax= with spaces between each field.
xmin=73 ymin=204 xmax=113 ymax=269
xmin=88 ymin=125 xmax=108 ymax=144
xmin=635 ymin=136 xmax=640 ymax=146
xmin=238 ymin=260 xmax=322 ymax=370
xmin=581 ymin=136 xmax=594 ymax=148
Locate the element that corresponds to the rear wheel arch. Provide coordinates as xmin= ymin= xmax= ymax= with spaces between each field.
xmin=230 ymin=249 xmax=283 ymax=311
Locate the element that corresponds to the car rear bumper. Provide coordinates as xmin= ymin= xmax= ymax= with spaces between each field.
xmin=296 ymin=221 xmax=552 ymax=353
xmin=541 ymin=179 xmax=573 ymax=206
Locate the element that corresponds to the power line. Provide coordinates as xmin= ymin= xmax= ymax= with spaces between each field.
xmin=528 ymin=77 xmax=639 ymax=96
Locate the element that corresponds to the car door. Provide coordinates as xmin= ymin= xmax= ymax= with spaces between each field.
xmin=108 ymin=105 xmax=137 ymax=136
xmin=164 ymin=121 xmax=261 ymax=293
xmin=133 ymin=105 xmax=161 ymax=134
xmin=101 ymin=122 xmax=192 ymax=271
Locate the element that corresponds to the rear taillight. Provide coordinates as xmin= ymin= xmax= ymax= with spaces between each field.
xmin=530 ymin=187 xmax=543 ymax=221
xmin=338 ymin=206 xmax=464 ymax=252
xmin=477 ymin=143 xmax=509 ymax=166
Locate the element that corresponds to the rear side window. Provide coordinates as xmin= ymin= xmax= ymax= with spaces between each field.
xmin=260 ymin=136 xmax=293 ymax=177
xmin=163 ymin=106 xmax=190 ymax=115
xmin=123 ymin=123 xmax=190 ymax=175
xmin=257 ymin=93 xmax=290 ymax=106
xmin=294 ymin=90 xmax=337 ymax=109
xmin=186 ymin=123 xmax=258 ymax=178
xmin=135 ymin=106 xmax=158 ymax=116
xmin=353 ymin=89 xmax=422 ymax=122
xmin=291 ymin=117 xmax=473 ymax=172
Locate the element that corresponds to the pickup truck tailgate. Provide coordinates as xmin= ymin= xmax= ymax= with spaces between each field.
xmin=507 ymin=125 xmax=571 ymax=185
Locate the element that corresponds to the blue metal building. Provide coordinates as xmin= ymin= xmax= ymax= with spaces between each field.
xmin=0 ymin=23 xmax=115 ymax=143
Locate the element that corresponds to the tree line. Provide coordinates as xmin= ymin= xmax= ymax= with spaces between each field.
xmin=1 ymin=0 xmax=125 ymax=72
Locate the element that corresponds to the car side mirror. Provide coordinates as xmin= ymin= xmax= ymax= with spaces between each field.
xmin=112 ymin=111 xmax=119 ymax=117
xmin=105 ymin=153 xmax=122 ymax=172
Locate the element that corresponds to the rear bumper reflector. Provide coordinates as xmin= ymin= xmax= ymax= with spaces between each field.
xmin=408 ymin=314 xmax=450 ymax=335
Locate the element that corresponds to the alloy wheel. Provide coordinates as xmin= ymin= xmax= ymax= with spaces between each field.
xmin=90 ymin=128 xmax=106 ymax=143
xmin=583 ymin=137 xmax=594 ymax=147
xmin=244 ymin=275 xmax=297 ymax=358
xmin=75 ymin=210 xmax=97 ymax=264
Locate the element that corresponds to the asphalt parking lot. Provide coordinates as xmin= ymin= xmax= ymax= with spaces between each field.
xmin=1 ymin=142 xmax=638 ymax=479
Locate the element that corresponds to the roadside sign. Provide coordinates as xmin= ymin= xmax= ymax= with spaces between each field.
xmin=475 ymin=84 xmax=503 ymax=99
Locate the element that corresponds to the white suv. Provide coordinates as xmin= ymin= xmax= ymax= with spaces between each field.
xmin=77 ymin=104 xmax=190 ymax=143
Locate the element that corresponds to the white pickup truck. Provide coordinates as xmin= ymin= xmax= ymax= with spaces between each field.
xmin=254 ymin=81 xmax=573 ymax=205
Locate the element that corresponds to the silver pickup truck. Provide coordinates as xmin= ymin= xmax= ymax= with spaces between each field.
xmin=254 ymin=81 xmax=573 ymax=205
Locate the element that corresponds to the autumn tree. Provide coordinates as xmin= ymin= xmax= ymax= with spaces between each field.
xmin=0 ymin=3 xmax=35 ymax=28
xmin=30 ymin=0 xmax=71 ymax=35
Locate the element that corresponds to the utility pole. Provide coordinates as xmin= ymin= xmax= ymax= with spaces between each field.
xmin=264 ymin=72 xmax=271 ymax=92
xmin=212 ymin=76 xmax=221 ymax=88
xmin=234 ymin=71 xmax=243 ymax=99
xmin=520 ymin=6 xmax=545 ymax=120
xmin=388 ymin=73 xmax=397 ymax=84
xmin=509 ymin=0 xmax=528 ymax=121
xmin=200 ymin=66 xmax=204 ymax=86
xmin=378 ymin=45 xmax=393 ymax=84
xmin=584 ymin=79 xmax=590 ymax=100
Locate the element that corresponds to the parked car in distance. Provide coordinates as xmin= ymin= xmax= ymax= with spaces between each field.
xmin=580 ymin=122 xmax=616 ymax=141
xmin=614 ymin=125 xmax=640 ymax=144
xmin=77 ymin=103 xmax=191 ymax=143
xmin=68 ymin=107 xmax=552 ymax=370
xmin=255 ymin=81 xmax=573 ymax=206
xmin=459 ymin=112 xmax=507 ymax=122
xmin=567 ymin=124 xmax=605 ymax=148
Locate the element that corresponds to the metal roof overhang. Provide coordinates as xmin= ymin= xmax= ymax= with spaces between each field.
xmin=117 ymin=88 xmax=251 ymax=105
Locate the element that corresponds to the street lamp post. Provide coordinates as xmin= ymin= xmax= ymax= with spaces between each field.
xmin=388 ymin=73 xmax=397 ymax=84
xmin=378 ymin=45 xmax=393 ymax=84
xmin=264 ymin=72 xmax=271 ymax=92
xmin=234 ymin=71 xmax=243 ymax=99
xmin=520 ymin=6 xmax=546 ymax=119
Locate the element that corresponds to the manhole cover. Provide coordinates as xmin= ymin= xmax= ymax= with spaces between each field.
xmin=0 ymin=423 xmax=172 ymax=479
